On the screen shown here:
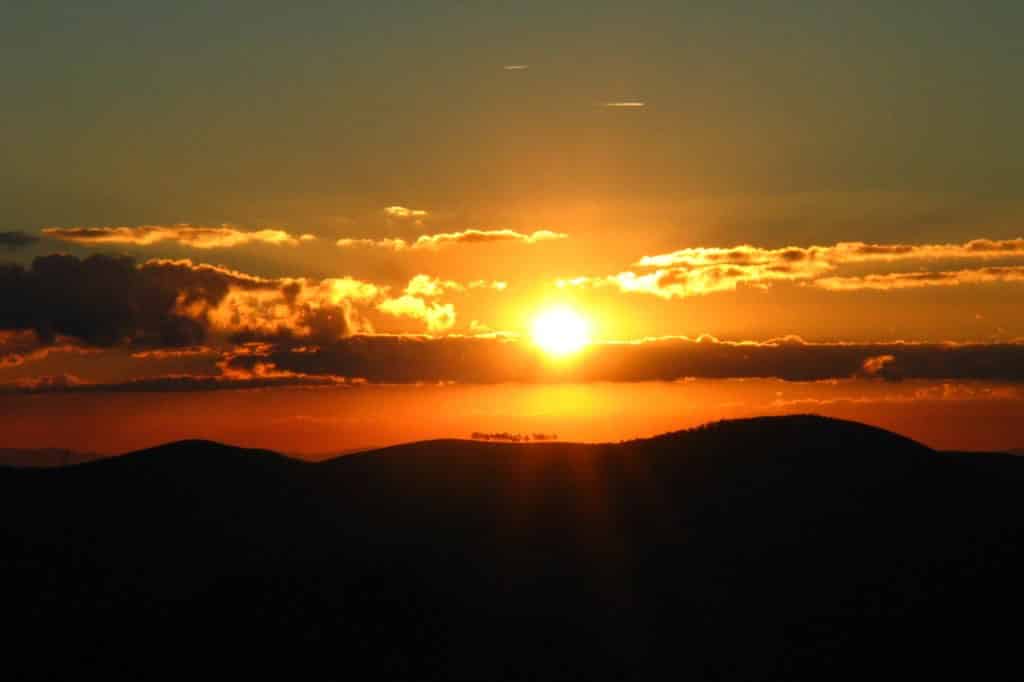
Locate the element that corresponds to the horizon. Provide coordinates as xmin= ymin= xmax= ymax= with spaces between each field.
xmin=3 ymin=413 xmax=1019 ymax=459
xmin=4 ymin=2 xmax=1024 ymax=452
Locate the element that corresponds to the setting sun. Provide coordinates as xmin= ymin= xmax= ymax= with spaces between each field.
xmin=531 ymin=306 xmax=592 ymax=356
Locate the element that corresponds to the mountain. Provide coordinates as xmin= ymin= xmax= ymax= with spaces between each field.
xmin=2 ymin=415 xmax=1023 ymax=680
xmin=0 ymin=447 xmax=102 ymax=467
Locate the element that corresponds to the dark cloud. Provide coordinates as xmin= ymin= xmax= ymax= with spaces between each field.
xmin=0 ymin=254 xmax=382 ymax=348
xmin=0 ymin=231 xmax=39 ymax=251
xmin=222 ymin=335 xmax=1024 ymax=385
xmin=3 ymin=373 xmax=350 ymax=394
xmin=8 ymin=335 xmax=1024 ymax=393
xmin=0 ymin=254 xmax=261 ymax=347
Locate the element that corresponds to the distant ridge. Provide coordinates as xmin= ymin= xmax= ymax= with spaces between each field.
xmin=0 ymin=415 xmax=932 ymax=468
xmin=4 ymin=414 xmax=1024 ymax=680
xmin=634 ymin=413 xmax=931 ymax=451
xmin=112 ymin=438 xmax=292 ymax=463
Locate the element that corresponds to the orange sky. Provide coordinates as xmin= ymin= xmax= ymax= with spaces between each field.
xmin=3 ymin=3 xmax=1024 ymax=453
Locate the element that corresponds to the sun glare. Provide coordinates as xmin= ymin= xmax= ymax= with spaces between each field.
xmin=531 ymin=306 xmax=592 ymax=357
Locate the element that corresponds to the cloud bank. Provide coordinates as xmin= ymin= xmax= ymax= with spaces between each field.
xmin=211 ymin=335 xmax=1024 ymax=386
xmin=7 ymin=329 xmax=1024 ymax=393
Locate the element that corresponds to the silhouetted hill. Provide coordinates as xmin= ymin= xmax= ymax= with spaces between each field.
xmin=0 ymin=447 xmax=102 ymax=468
xmin=2 ymin=415 xmax=1023 ymax=680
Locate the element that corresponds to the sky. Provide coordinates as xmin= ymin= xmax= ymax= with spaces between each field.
xmin=3 ymin=1 xmax=1024 ymax=453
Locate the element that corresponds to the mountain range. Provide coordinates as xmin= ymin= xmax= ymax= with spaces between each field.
xmin=3 ymin=415 xmax=1023 ymax=680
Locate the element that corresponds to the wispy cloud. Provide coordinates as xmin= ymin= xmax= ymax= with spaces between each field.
xmin=637 ymin=238 xmax=1024 ymax=269
xmin=338 ymin=229 xmax=567 ymax=251
xmin=815 ymin=266 xmax=1024 ymax=291
xmin=503 ymin=65 xmax=529 ymax=70
xmin=604 ymin=102 xmax=646 ymax=107
xmin=42 ymin=225 xmax=316 ymax=249
xmin=560 ymin=237 xmax=1024 ymax=299
xmin=400 ymin=274 xmax=504 ymax=297
xmin=383 ymin=206 xmax=428 ymax=220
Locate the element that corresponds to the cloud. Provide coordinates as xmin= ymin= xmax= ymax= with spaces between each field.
xmin=503 ymin=65 xmax=529 ymax=70
xmin=558 ymin=263 xmax=824 ymax=299
xmin=10 ymin=373 xmax=87 ymax=392
xmin=1 ymin=331 xmax=96 ymax=368
xmin=562 ymin=237 xmax=1024 ymax=299
xmin=336 ymin=237 xmax=409 ymax=250
xmin=216 ymin=335 xmax=1024 ymax=386
xmin=468 ymin=279 xmax=508 ymax=291
xmin=403 ymin=274 xmax=507 ymax=297
xmin=12 ymin=334 xmax=1024 ymax=392
xmin=129 ymin=346 xmax=215 ymax=360
xmin=0 ymin=231 xmax=39 ymax=251
xmin=2 ymin=371 xmax=353 ymax=394
xmin=338 ymin=229 xmax=567 ymax=251
xmin=0 ymin=254 xmax=380 ymax=348
xmin=377 ymin=296 xmax=456 ymax=332
xmin=815 ymin=266 xmax=1024 ymax=291
xmin=637 ymin=238 xmax=1024 ymax=269
xmin=604 ymin=102 xmax=646 ymax=107
xmin=861 ymin=354 xmax=896 ymax=376
xmin=42 ymin=225 xmax=315 ymax=249
xmin=383 ymin=206 xmax=428 ymax=219
xmin=372 ymin=274 xmax=508 ymax=332
xmin=404 ymin=274 xmax=462 ymax=298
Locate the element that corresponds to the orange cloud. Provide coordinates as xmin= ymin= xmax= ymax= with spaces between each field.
xmin=563 ymin=237 xmax=1024 ymax=299
xmin=0 ymin=331 xmax=97 ymax=367
xmin=558 ymin=262 xmax=827 ymax=298
xmin=404 ymin=274 xmax=462 ymax=297
xmin=637 ymin=238 xmax=1024 ymax=269
xmin=861 ymin=354 xmax=896 ymax=376
xmin=815 ymin=266 xmax=1024 ymax=291
xmin=377 ymin=296 xmax=456 ymax=332
xmin=130 ymin=346 xmax=216 ymax=359
xmin=338 ymin=229 xmax=567 ymax=251
xmin=383 ymin=206 xmax=428 ymax=219
xmin=42 ymin=225 xmax=316 ymax=249
xmin=201 ymin=276 xmax=382 ymax=341
xmin=403 ymin=274 xmax=507 ymax=297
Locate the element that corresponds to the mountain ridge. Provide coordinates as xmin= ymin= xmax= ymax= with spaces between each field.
xmin=4 ymin=414 xmax=1012 ymax=469
xmin=3 ymin=413 xmax=1023 ymax=680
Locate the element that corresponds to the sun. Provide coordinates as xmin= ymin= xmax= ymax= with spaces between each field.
xmin=531 ymin=306 xmax=592 ymax=357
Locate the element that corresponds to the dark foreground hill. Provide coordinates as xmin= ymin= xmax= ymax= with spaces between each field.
xmin=2 ymin=415 xmax=1023 ymax=680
